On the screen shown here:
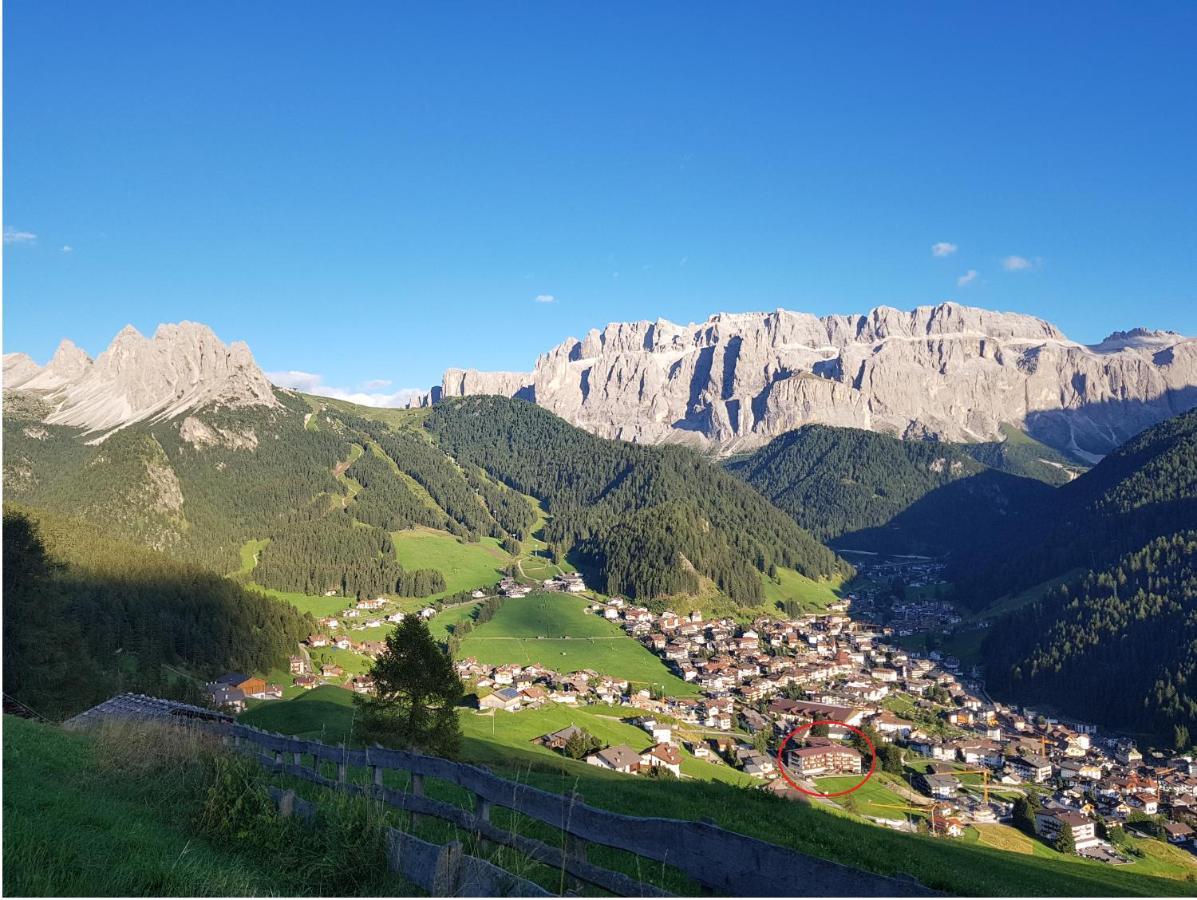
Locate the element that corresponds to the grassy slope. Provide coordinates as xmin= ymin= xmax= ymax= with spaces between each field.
xmin=391 ymin=526 xmax=510 ymax=600
xmin=235 ymin=698 xmax=1197 ymax=895
xmin=761 ymin=566 xmax=845 ymax=611
xmin=458 ymin=594 xmax=698 ymax=696
xmin=3 ymin=717 xmax=291 ymax=896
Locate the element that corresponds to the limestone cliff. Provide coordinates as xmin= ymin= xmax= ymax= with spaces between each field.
xmin=2 ymin=322 xmax=279 ymax=440
xmin=421 ymin=302 xmax=1197 ymax=460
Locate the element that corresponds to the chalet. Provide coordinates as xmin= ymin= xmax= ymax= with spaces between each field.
xmin=871 ymin=712 xmax=914 ymax=741
xmin=519 ymin=686 xmax=549 ymax=706
xmin=294 ymin=674 xmax=318 ymax=689
xmin=214 ymin=673 xmax=268 ymax=699
xmin=1129 ymin=794 xmax=1159 ymax=815
xmin=930 ymin=814 xmax=965 ymax=838
xmin=289 ymin=656 xmax=309 ymax=675
xmin=351 ymin=675 xmax=375 ymax=694
xmin=387 ymin=611 xmax=405 ymax=624
xmin=1162 ymin=821 xmax=1194 ymax=845
xmin=321 ymin=663 xmax=344 ymax=678
xmin=307 ymin=634 xmax=330 ymax=648
xmin=786 ymin=744 xmax=862 ymax=776
xmin=587 ymin=744 xmax=641 ymax=774
xmin=479 ymin=687 xmax=522 ymax=712
xmin=206 ymin=685 xmax=246 ymax=713
xmin=1035 ymin=810 xmax=1099 ymax=851
xmin=535 ymin=724 xmax=586 ymax=751
xmin=640 ymin=743 xmax=683 ymax=777
xmin=1115 ymin=744 xmax=1143 ymax=767
xmin=918 ymin=773 xmax=961 ymax=799
xmin=333 ymin=636 xmax=353 ymax=650
xmin=1009 ymin=754 xmax=1052 ymax=783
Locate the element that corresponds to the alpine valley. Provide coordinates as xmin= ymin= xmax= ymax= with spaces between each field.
xmin=6 ymin=306 xmax=1197 ymax=894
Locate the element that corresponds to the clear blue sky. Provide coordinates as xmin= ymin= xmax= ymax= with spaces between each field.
xmin=5 ymin=2 xmax=1196 ymax=402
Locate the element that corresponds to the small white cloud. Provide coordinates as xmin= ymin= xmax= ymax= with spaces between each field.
xmin=267 ymin=370 xmax=324 ymax=393
xmin=61 ymin=245 xmax=73 ymax=253
xmin=267 ymin=370 xmax=422 ymax=408
xmin=1002 ymin=255 xmax=1035 ymax=271
xmin=362 ymin=378 xmax=392 ymax=390
xmin=4 ymin=227 xmax=37 ymax=244
xmin=957 ymin=269 xmax=978 ymax=287
xmin=534 ymin=293 xmax=556 ymax=304
xmin=931 ymin=242 xmax=958 ymax=258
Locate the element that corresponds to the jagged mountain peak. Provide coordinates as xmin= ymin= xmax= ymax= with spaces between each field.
xmin=4 ymin=320 xmax=279 ymax=438
xmin=422 ymin=301 xmax=1197 ymax=460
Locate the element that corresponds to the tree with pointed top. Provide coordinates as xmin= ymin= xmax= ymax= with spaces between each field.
xmin=355 ymin=616 xmax=463 ymax=757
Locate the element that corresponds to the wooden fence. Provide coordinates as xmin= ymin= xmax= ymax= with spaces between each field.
xmin=199 ymin=720 xmax=936 ymax=897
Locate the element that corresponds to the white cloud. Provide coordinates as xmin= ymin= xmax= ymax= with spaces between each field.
xmin=4 ymin=227 xmax=37 ymax=244
xmin=61 ymin=245 xmax=73 ymax=253
xmin=1002 ymin=255 xmax=1035 ymax=271
xmin=534 ymin=293 xmax=556 ymax=304
xmin=931 ymin=241 xmax=957 ymax=258
xmin=266 ymin=370 xmax=422 ymax=408
xmin=957 ymin=269 xmax=978 ymax=287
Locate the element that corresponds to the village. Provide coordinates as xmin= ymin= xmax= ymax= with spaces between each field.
xmin=451 ymin=593 xmax=1197 ymax=864
xmin=200 ymin=558 xmax=1197 ymax=867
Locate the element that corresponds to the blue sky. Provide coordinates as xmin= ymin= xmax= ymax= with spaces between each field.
xmin=5 ymin=2 xmax=1196 ymax=403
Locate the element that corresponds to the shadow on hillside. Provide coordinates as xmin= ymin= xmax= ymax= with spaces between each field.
xmin=833 ymin=469 xmax=1055 ymax=559
xmin=1024 ymin=386 xmax=1197 ymax=461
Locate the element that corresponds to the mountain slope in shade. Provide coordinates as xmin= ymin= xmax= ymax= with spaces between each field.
xmin=2 ymin=322 xmax=279 ymax=440
xmin=415 ymin=301 xmax=1197 ymax=460
xmin=726 ymin=424 xmax=1056 ymax=557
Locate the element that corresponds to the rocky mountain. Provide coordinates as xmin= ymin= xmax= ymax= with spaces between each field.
xmin=2 ymin=322 xmax=278 ymax=440
xmin=417 ymin=302 xmax=1197 ymax=460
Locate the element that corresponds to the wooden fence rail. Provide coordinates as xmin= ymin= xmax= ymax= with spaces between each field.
xmin=197 ymin=719 xmax=936 ymax=897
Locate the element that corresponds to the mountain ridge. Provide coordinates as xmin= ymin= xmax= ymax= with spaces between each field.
xmin=412 ymin=301 xmax=1197 ymax=460
xmin=2 ymin=321 xmax=278 ymax=440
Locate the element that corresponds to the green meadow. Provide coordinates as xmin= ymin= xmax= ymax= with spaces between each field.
xmin=761 ymin=566 xmax=845 ymax=612
xmin=457 ymin=594 xmax=697 ymax=695
xmin=391 ymin=526 xmax=509 ymax=600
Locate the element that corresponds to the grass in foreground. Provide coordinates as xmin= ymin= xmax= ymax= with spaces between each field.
xmin=239 ymin=696 xmax=1197 ymax=895
xmin=2 ymin=715 xmax=414 ymax=896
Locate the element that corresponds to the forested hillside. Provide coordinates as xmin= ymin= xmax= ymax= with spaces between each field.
xmin=3 ymin=388 xmax=844 ymax=607
xmin=725 ymin=424 xmax=1054 ymax=556
xmin=425 ymin=397 xmax=849 ymax=604
xmin=2 ymin=505 xmax=312 ymax=719
xmin=955 ymin=407 xmax=1197 ymax=609
xmin=984 ymin=531 xmax=1197 ymax=741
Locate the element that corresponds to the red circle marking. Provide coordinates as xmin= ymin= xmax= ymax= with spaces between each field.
xmin=775 ymin=720 xmax=877 ymax=798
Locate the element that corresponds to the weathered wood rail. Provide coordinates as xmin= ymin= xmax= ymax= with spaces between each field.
xmin=198 ymin=720 xmax=935 ymax=897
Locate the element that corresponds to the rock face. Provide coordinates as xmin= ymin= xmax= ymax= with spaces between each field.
xmin=422 ymin=302 xmax=1197 ymax=460
xmin=3 ymin=322 xmax=279 ymax=439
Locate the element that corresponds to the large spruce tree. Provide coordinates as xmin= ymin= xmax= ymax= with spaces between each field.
xmin=355 ymin=616 xmax=463 ymax=756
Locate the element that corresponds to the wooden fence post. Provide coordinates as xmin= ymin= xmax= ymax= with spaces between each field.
xmin=562 ymin=791 xmax=588 ymax=892
xmin=410 ymin=772 xmax=426 ymax=829
xmin=372 ymin=765 xmax=384 ymax=790
xmin=293 ymin=751 xmax=303 ymax=766
xmin=432 ymin=839 xmax=464 ymax=895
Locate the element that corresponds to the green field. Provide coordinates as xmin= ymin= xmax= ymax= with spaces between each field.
xmin=241 ymin=684 xmax=359 ymax=742
xmin=459 ymin=703 xmax=751 ymax=785
xmin=458 ymin=594 xmax=697 ymax=695
xmin=391 ymin=526 xmax=510 ymax=600
xmin=761 ymin=566 xmax=845 ymax=612
xmin=816 ymin=772 xmax=930 ymax=820
xmin=428 ymin=601 xmax=482 ymax=640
